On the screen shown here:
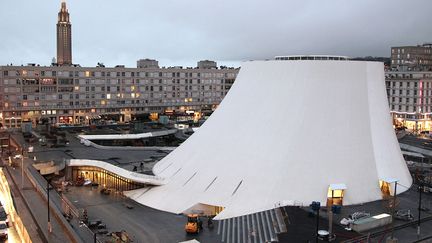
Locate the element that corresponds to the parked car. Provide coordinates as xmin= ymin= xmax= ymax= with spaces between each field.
xmin=0 ymin=222 xmax=8 ymax=239
xmin=0 ymin=210 xmax=9 ymax=227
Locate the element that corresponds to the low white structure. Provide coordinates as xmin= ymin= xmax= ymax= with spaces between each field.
xmin=67 ymin=159 xmax=165 ymax=186
xmin=124 ymin=59 xmax=412 ymax=220
xmin=77 ymin=129 xmax=177 ymax=141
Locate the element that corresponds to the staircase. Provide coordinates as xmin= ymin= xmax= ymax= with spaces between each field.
xmin=217 ymin=207 xmax=288 ymax=243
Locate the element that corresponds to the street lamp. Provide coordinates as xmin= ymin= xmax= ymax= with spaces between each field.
xmin=21 ymin=147 xmax=24 ymax=189
xmin=47 ymin=178 xmax=52 ymax=233
xmin=417 ymin=183 xmax=424 ymax=237
xmin=390 ymin=180 xmax=398 ymax=241
xmin=310 ymin=201 xmax=321 ymax=243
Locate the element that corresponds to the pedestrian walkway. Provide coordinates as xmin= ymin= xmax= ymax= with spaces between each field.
xmin=2 ymin=167 xmax=44 ymax=243
xmin=5 ymin=157 xmax=75 ymax=243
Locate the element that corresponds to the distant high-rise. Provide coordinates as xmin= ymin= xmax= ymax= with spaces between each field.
xmin=391 ymin=43 xmax=432 ymax=71
xmin=57 ymin=1 xmax=72 ymax=65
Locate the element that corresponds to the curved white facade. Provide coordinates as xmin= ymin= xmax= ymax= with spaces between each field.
xmin=67 ymin=159 xmax=165 ymax=185
xmin=124 ymin=60 xmax=412 ymax=220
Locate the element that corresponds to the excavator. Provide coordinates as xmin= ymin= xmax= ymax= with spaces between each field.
xmin=185 ymin=214 xmax=202 ymax=234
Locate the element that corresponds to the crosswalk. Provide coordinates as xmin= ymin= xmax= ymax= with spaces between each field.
xmin=217 ymin=207 xmax=288 ymax=243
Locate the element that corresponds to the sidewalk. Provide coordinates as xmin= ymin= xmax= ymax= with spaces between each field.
xmin=2 ymin=166 xmax=44 ymax=243
xmin=5 ymin=158 xmax=75 ymax=243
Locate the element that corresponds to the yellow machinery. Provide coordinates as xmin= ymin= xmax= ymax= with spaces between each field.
xmin=185 ymin=214 xmax=201 ymax=234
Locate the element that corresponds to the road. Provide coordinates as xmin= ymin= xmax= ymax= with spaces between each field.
xmin=0 ymin=169 xmax=27 ymax=243
xmin=400 ymin=134 xmax=432 ymax=152
xmin=65 ymin=186 xmax=222 ymax=243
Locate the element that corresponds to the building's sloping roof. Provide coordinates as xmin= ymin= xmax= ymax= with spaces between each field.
xmin=67 ymin=159 xmax=165 ymax=185
xmin=124 ymin=60 xmax=412 ymax=220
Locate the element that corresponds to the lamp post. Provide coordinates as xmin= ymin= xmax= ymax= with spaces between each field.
xmin=390 ymin=181 xmax=398 ymax=240
xmin=310 ymin=201 xmax=321 ymax=243
xmin=21 ymin=147 xmax=24 ymax=189
xmin=417 ymin=183 xmax=423 ymax=237
xmin=47 ymin=178 xmax=52 ymax=233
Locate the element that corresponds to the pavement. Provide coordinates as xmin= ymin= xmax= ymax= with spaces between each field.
xmin=64 ymin=186 xmax=221 ymax=243
xmin=400 ymin=134 xmax=432 ymax=156
xmin=0 ymin=170 xmax=22 ymax=243
xmin=4 ymin=157 xmax=75 ymax=243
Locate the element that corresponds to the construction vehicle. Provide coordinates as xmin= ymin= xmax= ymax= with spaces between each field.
xmin=111 ymin=230 xmax=131 ymax=242
xmin=185 ymin=214 xmax=202 ymax=234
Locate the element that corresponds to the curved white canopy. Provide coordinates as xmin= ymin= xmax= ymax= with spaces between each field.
xmin=78 ymin=129 xmax=177 ymax=140
xmin=67 ymin=159 xmax=165 ymax=185
xmin=124 ymin=60 xmax=412 ymax=220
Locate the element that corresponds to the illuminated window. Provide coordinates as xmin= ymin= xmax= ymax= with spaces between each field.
xmin=327 ymin=184 xmax=346 ymax=206
xmin=74 ymin=86 xmax=79 ymax=91
xmin=131 ymin=93 xmax=135 ymax=98
xmin=85 ymin=71 xmax=90 ymax=77
xmin=101 ymin=100 xmax=106 ymax=105
xmin=4 ymin=103 xmax=8 ymax=108
xmin=131 ymin=86 xmax=135 ymax=91
xmin=107 ymin=94 xmax=111 ymax=99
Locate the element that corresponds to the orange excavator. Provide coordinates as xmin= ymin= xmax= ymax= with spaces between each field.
xmin=185 ymin=214 xmax=202 ymax=234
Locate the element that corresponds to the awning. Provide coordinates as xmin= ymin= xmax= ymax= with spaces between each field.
xmin=380 ymin=178 xmax=398 ymax=183
xmin=329 ymin=183 xmax=347 ymax=190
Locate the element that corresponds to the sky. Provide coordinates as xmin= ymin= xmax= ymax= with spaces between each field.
xmin=0 ymin=0 xmax=431 ymax=68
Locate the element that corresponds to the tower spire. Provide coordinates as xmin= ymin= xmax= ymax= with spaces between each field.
xmin=56 ymin=1 xmax=72 ymax=65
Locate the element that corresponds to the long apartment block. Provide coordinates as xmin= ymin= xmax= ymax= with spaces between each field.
xmin=0 ymin=61 xmax=238 ymax=127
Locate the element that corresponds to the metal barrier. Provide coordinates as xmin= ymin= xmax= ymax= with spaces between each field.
xmin=25 ymin=166 xmax=84 ymax=243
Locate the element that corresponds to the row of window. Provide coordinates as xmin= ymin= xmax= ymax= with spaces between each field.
xmin=3 ymin=78 xmax=234 ymax=86
xmin=2 ymin=70 xmax=237 ymax=79
xmin=390 ymin=97 xmax=431 ymax=104
xmin=5 ymin=97 xmax=223 ymax=110
xmin=391 ymin=105 xmax=430 ymax=113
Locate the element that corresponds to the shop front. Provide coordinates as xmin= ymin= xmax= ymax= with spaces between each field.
xmin=69 ymin=166 xmax=145 ymax=192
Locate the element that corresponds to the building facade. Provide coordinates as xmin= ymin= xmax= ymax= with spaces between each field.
xmin=385 ymin=71 xmax=432 ymax=131
xmin=56 ymin=1 xmax=72 ymax=66
xmin=387 ymin=43 xmax=432 ymax=131
xmin=390 ymin=44 xmax=432 ymax=71
xmin=0 ymin=62 xmax=238 ymax=128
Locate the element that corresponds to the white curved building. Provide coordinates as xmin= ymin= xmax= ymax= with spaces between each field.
xmin=124 ymin=59 xmax=412 ymax=220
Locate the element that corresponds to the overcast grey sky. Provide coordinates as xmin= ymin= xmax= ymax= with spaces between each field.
xmin=0 ymin=0 xmax=431 ymax=68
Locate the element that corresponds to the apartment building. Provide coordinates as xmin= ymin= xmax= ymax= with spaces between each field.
xmin=385 ymin=70 xmax=432 ymax=131
xmin=391 ymin=43 xmax=432 ymax=71
xmin=0 ymin=62 xmax=238 ymax=128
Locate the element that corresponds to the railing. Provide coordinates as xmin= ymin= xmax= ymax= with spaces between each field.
xmin=341 ymin=215 xmax=432 ymax=243
xmin=25 ymin=165 xmax=85 ymax=243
